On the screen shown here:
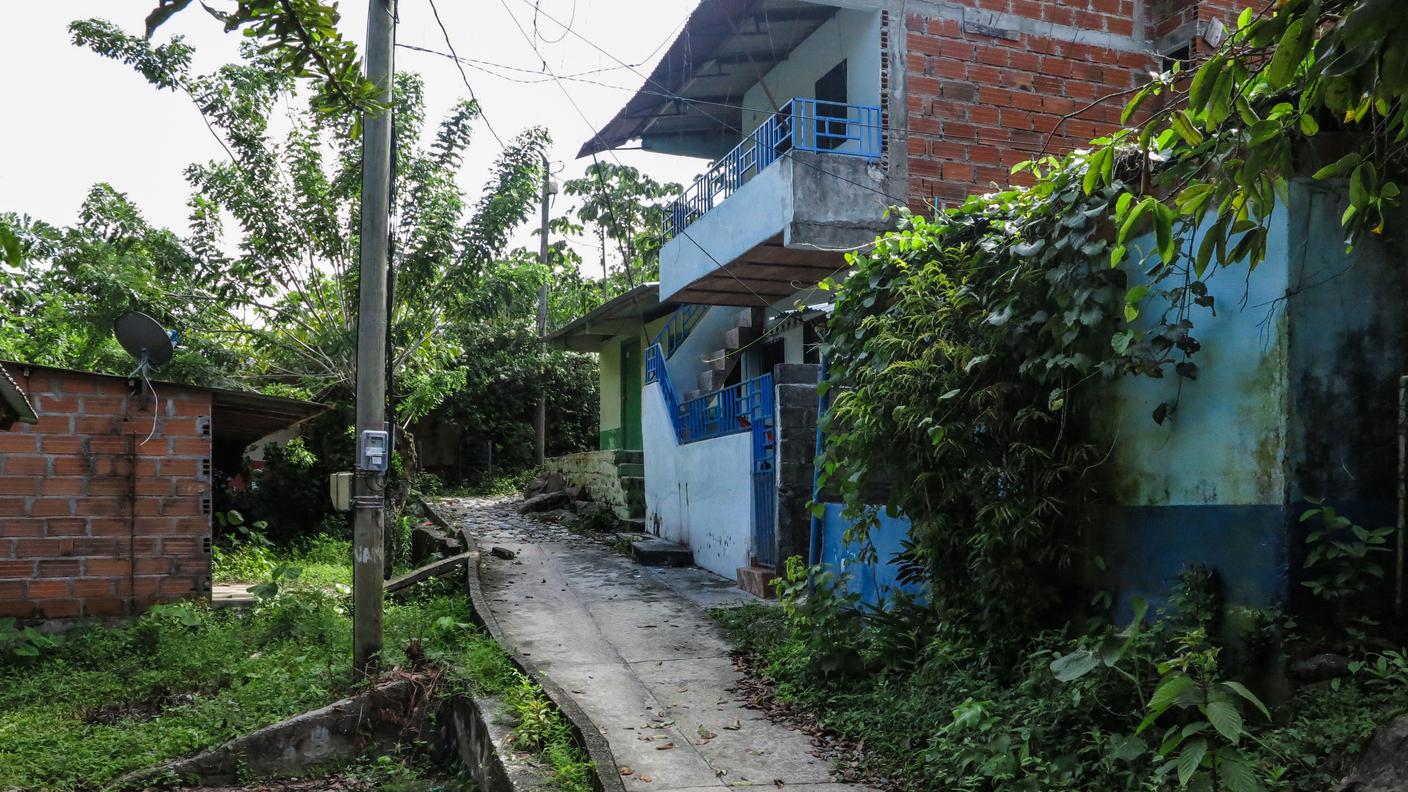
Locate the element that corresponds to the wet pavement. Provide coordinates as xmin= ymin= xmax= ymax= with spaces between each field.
xmin=432 ymin=496 xmax=873 ymax=792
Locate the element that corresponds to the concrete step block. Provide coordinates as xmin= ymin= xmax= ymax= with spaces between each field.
xmin=723 ymin=325 xmax=757 ymax=350
xmin=734 ymin=307 xmax=766 ymax=330
xmin=708 ymin=350 xmax=729 ymax=373
xmin=611 ymin=449 xmax=644 ymax=465
xmin=631 ymin=538 xmax=694 ymax=567
xmin=616 ymin=462 xmax=644 ymax=478
xmin=736 ymin=565 xmax=777 ymax=599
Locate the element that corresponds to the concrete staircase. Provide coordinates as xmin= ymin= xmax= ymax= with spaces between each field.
xmin=683 ymin=308 xmax=766 ymax=401
xmin=615 ymin=450 xmax=646 ymax=532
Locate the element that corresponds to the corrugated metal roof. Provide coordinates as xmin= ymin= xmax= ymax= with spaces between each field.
xmin=577 ymin=0 xmax=838 ymax=159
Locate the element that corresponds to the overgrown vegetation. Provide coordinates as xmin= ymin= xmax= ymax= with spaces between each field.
xmin=783 ymin=1 xmax=1408 ymax=789
xmin=719 ymin=557 xmax=1408 ymax=791
xmin=0 ymin=582 xmax=589 ymax=792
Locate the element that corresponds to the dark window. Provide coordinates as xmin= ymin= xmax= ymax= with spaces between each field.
xmin=814 ymin=60 xmax=849 ymax=151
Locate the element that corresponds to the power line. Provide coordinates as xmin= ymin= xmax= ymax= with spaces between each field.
xmin=532 ymin=0 xmax=575 ymax=45
xmin=425 ymin=0 xmax=508 ymax=149
xmin=493 ymin=0 xmax=774 ymax=308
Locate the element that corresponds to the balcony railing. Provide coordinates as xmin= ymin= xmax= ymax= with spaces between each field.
xmin=664 ymin=98 xmax=883 ymax=242
xmin=646 ymin=343 xmax=773 ymax=445
xmin=651 ymin=303 xmax=709 ymax=360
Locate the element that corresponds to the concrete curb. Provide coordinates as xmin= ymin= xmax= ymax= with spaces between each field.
xmin=420 ymin=496 xmax=627 ymax=792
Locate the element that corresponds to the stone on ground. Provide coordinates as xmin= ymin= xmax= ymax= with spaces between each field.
xmin=1343 ymin=715 xmax=1408 ymax=791
xmin=517 ymin=490 xmax=569 ymax=514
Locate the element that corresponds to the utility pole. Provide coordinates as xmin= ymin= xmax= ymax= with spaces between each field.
xmin=353 ymin=0 xmax=395 ymax=675
xmin=534 ymin=156 xmax=554 ymax=467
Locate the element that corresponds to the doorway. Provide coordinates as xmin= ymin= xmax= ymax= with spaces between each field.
xmin=620 ymin=338 xmax=643 ymax=450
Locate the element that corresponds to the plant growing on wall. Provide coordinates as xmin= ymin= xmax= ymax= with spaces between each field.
xmin=818 ymin=0 xmax=1408 ymax=640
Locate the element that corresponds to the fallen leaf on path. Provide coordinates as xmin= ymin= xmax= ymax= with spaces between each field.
xmin=656 ymin=742 xmax=675 ymax=750
xmin=698 ymin=726 xmax=717 ymax=739
xmin=639 ymin=776 xmax=653 ymax=783
xmin=773 ymin=781 xmax=784 ymax=788
xmin=723 ymin=719 xmax=743 ymax=730
xmin=619 ymin=767 xmax=634 ymax=776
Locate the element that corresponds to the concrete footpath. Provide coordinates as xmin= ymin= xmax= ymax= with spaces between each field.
xmin=433 ymin=496 xmax=873 ymax=792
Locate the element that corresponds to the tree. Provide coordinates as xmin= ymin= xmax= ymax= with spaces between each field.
xmin=554 ymin=162 xmax=679 ymax=291
xmin=0 ymin=186 xmax=244 ymax=386
xmin=72 ymin=20 xmax=550 ymax=427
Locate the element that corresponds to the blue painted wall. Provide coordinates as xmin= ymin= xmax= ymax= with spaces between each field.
xmin=817 ymin=503 xmax=923 ymax=609
xmin=814 ymin=181 xmax=1407 ymax=614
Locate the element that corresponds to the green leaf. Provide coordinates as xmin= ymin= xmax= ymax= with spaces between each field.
xmin=1220 ymin=682 xmax=1271 ymax=720
xmin=1189 ymin=56 xmax=1224 ymax=111
xmin=1154 ymin=203 xmax=1176 ymax=263
xmin=1177 ymin=739 xmax=1208 ymax=786
xmin=1350 ymin=163 xmax=1376 ymax=209
xmin=1171 ymin=111 xmax=1205 ymax=146
xmin=1266 ymin=18 xmax=1307 ymax=89
xmin=1051 ymin=649 xmax=1101 ymax=682
xmin=1215 ymin=753 xmax=1267 ymax=792
xmin=1145 ymin=674 xmax=1195 ymax=721
xmin=1205 ymin=700 xmax=1244 ymax=744
xmin=1313 ymin=152 xmax=1362 ymax=181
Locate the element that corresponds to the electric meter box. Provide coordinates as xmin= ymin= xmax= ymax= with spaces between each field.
xmin=357 ymin=429 xmax=390 ymax=472
xmin=329 ymin=472 xmax=353 ymax=511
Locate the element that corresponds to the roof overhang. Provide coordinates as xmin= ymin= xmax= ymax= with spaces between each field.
xmin=578 ymin=0 xmax=840 ymax=160
xmin=0 ymin=360 xmax=324 ymax=454
xmin=546 ymin=283 xmax=670 ymax=352
xmin=0 ymin=364 xmax=38 ymax=430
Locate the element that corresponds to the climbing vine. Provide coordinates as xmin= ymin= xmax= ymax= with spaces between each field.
xmin=818 ymin=0 xmax=1408 ymax=634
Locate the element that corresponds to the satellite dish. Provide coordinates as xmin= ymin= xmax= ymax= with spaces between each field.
xmin=114 ymin=312 xmax=177 ymax=375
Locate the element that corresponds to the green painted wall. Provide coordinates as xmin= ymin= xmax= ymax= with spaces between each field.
xmin=598 ymin=340 xmax=623 ymax=445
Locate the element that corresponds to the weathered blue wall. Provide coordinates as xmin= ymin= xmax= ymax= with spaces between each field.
xmin=817 ymin=503 xmax=922 ymax=609
xmin=1095 ymin=181 xmax=1405 ymax=612
xmin=812 ymin=182 xmax=1404 ymax=613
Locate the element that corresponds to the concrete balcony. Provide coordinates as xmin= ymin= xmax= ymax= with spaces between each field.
xmin=659 ymin=99 xmax=892 ymax=306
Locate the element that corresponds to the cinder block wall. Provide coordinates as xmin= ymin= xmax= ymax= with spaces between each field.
xmin=0 ymin=366 xmax=213 ymax=620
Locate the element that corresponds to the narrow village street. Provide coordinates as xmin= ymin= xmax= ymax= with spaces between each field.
xmin=433 ymin=496 xmax=874 ymax=792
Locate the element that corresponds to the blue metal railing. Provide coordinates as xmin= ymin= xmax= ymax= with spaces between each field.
xmin=664 ymin=98 xmax=883 ymax=241
xmin=646 ymin=341 xmax=779 ymax=569
xmin=651 ymin=303 xmax=709 ymax=360
xmin=646 ymin=343 xmax=773 ymax=445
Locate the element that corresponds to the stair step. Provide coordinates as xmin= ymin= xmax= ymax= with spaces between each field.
xmin=683 ymin=389 xmax=705 ymax=402
xmin=618 ymin=517 xmax=646 ymax=533
xmin=736 ymin=565 xmax=778 ymax=599
xmin=612 ymin=450 xmax=644 ymax=465
xmin=620 ymin=475 xmax=644 ymax=492
xmin=723 ymin=325 xmax=757 ymax=350
xmin=734 ymin=307 xmax=766 ymax=330
xmin=708 ymin=350 xmax=729 ymax=373
xmin=631 ymin=538 xmax=694 ymax=567
xmin=616 ymin=462 xmax=644 ymax=478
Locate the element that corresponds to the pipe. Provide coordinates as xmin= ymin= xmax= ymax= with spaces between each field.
xmin=808 ymin=354 xmax=830 ymax=568
xmin=1397 ymin=375 xmax=1406 ymax=620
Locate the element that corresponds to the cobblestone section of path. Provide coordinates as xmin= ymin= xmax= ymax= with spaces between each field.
xmin=433 ymin=496 xmax=873 ymax=792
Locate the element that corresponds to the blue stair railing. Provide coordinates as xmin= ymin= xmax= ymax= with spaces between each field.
xmin=646 ymin=343 xmax=773 ymax=445
xmin=651 ymin=303 xmax=709 ymax=360
xmin=647 ymin=342 xmax=777 ymax=567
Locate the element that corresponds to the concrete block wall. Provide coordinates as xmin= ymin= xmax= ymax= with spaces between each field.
xmin=772 ymin=365 xmax=820 ymax=570
xmin=541 ymin=450 xmax=643 ymax=521
xmin=902 ymin=0 xmax=1245 ymax=210
xmin=0 ymin=366 xmax=213 ymax=620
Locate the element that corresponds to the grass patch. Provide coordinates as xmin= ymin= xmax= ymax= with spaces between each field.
xmin=213 ymin=534 xmax=355 ymax=588
xmin=0 ymin=584 xmax=590 ymax=792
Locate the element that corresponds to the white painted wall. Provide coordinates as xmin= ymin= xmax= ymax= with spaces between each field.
xmin=643 ymin=381 xmax=755 ymax=579
xmin=665 ymin=305 xmax=741 ymax=394
xmin=741 ymin=8 xmax=883 ymax=154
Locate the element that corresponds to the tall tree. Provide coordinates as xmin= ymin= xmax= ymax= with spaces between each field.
xmin=71 ymin=20 xmax=549 ymax=425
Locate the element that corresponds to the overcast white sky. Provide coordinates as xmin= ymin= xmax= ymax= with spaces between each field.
xmin=0 ymin=0 xmax=706 ymax=259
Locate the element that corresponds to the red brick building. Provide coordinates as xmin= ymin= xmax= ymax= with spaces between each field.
xmin=0 ymin=362 xmax=321 ymax=621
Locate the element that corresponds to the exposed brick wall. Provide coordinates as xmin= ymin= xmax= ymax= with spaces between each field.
xmin=0 ymin=365 xmax=213 ymax=620
xmin=903 ymin=0 xmax=1250 ymax=213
